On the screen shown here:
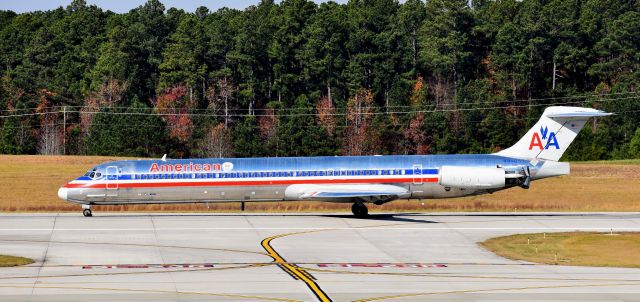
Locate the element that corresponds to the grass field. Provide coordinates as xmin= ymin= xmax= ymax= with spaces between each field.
xmin=0 ymin=155 xmax=639 ymax=212
xmin=480 ymin=232 xmax=640 ymax=268
xmin=0 ymin=255 xmax=33 ymax=267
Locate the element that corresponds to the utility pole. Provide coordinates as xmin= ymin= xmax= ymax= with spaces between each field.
xmin=552 ymin=57 xmax=557 ymax=90
xmin=62 ymin=106 xmax=66 ymax=155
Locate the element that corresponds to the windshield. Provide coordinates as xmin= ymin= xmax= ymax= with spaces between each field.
xmin=83 ymin=167 xmax=101 ymax=179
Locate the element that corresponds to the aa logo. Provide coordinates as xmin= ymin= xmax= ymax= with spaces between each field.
xmin=529 ymin=126 xmax=560 ymax=150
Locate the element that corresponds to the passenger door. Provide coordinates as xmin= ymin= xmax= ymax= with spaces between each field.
xmin=413 ymin=164 xmax=423 ymax=185
xmin=105 ymin=166 xmax=119 ymax=198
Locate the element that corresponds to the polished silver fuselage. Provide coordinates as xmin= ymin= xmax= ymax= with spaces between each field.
xmin=59 ymin=154 xmax=567 ymax=206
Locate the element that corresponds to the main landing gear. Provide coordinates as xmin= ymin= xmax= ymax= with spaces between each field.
xmin=82 ymin=205 xmax=92 ymax=217
xmin=351 ymin=201 xmax=369 ymax=218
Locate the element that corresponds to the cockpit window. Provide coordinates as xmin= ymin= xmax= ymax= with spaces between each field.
xmin=90 ymin=172 xmax=95 ymax=178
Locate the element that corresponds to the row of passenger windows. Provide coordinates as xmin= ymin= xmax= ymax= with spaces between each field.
xmin=133 ymin=169 xmax=407 ymax=180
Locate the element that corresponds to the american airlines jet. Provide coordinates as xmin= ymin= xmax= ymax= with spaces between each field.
xmin=58 ymin=106 xmax=610 ymax=217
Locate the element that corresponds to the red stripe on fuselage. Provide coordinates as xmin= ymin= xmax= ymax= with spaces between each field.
xmin=63 ymin=177 xmax=439 ymax=189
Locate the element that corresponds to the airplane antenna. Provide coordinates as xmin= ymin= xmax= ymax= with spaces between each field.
xmin=161 ymin=154 xmax=167 ymax=162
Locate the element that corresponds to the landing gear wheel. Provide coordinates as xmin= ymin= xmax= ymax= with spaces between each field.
xmin=83 ymin=209 xmax=92 ymax=217
xmin=351 ymin=202 xmax=369 ymax=218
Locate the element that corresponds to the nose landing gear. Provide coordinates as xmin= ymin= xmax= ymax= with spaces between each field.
xmin=351 ymin=202 xmax=369 ymax=218
xmin=82 ymin=205 xmax=92 ymax=217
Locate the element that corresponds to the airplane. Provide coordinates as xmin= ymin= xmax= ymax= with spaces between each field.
xmin=58 ymin=106 xmax=611 ymax=217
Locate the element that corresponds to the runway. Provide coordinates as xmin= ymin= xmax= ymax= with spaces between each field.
xmin=1 ymin=212 xmax=640 ymax=301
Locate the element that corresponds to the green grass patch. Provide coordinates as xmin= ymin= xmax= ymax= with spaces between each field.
xmin=480 ymin=232 xmax=640 ymax=268
xmin=0 ymin=255 xmax=34 ymax=267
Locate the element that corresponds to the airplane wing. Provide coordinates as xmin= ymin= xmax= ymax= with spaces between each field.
xmin=285 ymin=184 xmax=410 ymax=203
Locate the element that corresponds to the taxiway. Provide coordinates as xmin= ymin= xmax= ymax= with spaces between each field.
xmin=1 ymin=212 xmax=639 ymax=301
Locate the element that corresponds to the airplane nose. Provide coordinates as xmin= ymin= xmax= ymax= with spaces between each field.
xmin=57 ymin=187 xmax=68 ymax=201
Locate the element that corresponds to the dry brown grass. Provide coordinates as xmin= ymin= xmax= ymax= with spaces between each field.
xmin=480 ymin=232 xmax=640 ymax=268
xmin=0 ymin=155 xmax=639 ymax=212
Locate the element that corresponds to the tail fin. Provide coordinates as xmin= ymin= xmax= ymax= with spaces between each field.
xmin=495 ymin=106 xmax=611 ymax=161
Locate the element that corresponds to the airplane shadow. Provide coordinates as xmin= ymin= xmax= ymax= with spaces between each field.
xmin=61 ymin=212 xmax=621 ymax=220
xmin=324 ymin=213 xmax=440 ymax=224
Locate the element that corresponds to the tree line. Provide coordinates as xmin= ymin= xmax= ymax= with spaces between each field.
xmin=0 ymin=0 xmax=639 ymax=160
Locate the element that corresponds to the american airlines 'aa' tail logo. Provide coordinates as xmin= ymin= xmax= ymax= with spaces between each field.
xmin=528 ymin=126 xmax=560 ymax=150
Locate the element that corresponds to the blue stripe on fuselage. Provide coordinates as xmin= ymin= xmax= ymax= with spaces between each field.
xmin=88 ymin=154 xmax=530 ymax=175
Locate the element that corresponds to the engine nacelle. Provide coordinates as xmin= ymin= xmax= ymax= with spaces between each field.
xmin=439 ymin=166 xmax=505 ymax=189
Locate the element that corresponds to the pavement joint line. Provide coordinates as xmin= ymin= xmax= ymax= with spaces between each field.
xmin=0 ymin=285 xmax=300 ymax=301
xmin=303 ymin=267 xmax=640 ymax=282
xmin=149 ymin=215 xmax=180 ymax=300
xmin=0 ymin=264 xmax=269 ymax=280
xmin=8 ymin=261 xmax=569 ymax=268
xmin=28 ymin=213 xmax=57 ymax=302
xmin=0 ymin=238 xmax=269 ymax=255
xmin=3 ymin=227 xmax=640 ymax=231
xmin=350 ymin=282 xmax=640 ymax=302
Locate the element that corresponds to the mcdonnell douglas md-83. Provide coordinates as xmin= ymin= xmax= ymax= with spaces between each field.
xmin=58 ymin=106 xmax=610 ymax=217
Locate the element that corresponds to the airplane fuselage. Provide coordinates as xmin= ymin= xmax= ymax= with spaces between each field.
xmin=58 ymin=154 xmax=564 ymax=206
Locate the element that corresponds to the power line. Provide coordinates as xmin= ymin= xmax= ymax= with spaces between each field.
xmin=1 ymin=95 xmax=638 ymax=119
xmin=1 ymin=91 xmax=638 ymax=113
xmin=2 ymin=110 xmax=636 ymax=132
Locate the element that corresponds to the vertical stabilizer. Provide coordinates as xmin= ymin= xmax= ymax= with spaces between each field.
xmin=495 ymin=106 xmax=611 ymax=161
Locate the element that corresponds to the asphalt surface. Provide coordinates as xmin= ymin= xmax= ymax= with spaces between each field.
xmin=1 ymin=212 xmax=640 ymax=301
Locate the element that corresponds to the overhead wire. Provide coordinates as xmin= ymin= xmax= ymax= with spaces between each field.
xmin=0 ymin=94 xmax=638 ymax=119
xmin=0 ymin=91 xmax=638 ymax=114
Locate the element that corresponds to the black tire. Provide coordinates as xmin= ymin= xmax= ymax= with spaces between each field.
xmin=83 ymin=209 xmax=92 ymax=217
xmin=351 ymin=203 xmax=369 ymax=217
